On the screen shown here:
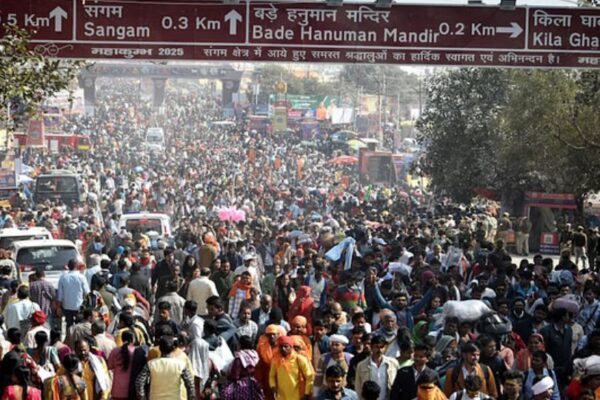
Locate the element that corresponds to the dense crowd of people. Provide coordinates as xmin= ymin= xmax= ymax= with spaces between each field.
xmin=0 ymin=79 xmax=597 ymax=400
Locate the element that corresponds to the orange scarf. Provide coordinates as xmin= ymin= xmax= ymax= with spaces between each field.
xmin=228 ymin=279 xmax=253 ymax=299
xmin=417 ymin=386 xmax=448 ymax=400
xmin=257 ymin=336 xmax=279 ymax=364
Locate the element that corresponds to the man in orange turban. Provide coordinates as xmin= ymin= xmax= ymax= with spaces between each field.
xmin=257 ymin=325 xmax=283 ymax=400
xmin=290 ymin=316 xmax=313 ymax=362
xmin=270 ymin=336 xmax=314 ymax=400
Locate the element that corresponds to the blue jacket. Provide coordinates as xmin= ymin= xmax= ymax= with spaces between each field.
xmin=386 ymin=287 xmax=434 ymax=331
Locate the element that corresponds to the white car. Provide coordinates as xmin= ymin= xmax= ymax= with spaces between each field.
xmin=0 ymin=226 xmax=53 ymax=250
xmin=12 ymin=239 xmax=81 ymax=286
xmin=118 ymin=213 xmax=172 ymax=241
xmin=145 ymin=127 xmax=165 ymax=153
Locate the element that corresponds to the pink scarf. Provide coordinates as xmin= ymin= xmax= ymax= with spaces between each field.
xmin=235 ymin=349 xmax=259 ymax=368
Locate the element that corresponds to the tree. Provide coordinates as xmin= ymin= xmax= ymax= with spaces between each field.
xmin=419 ymin=67 xmax=600 ymax=204
xmin=0 ymin=24 xmax=84 ymax=131
xmin=416 ymin=68 xmax=508 ymax=202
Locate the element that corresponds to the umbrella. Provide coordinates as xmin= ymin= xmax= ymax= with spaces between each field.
xmin=328 ymin=155 xmax=358 ymax=165
xmin=347 ymin=139 xmax=368 ymax=150
xmin=133 ymin=166 xmax=144 ymax=173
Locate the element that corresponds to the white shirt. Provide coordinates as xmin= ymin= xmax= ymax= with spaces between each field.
xmin=113 ymin=198 xmax=124 ymax=216
xmin=187 ymin=276 xmax=218 ymax=315
xmin=24 ymin=325 xmax=49 ymax=349
xmin=399 ymin=250 xmax=414 ymax=265
xmin=369 ymin=359 xmax=389 ymax=400
xmin=188 ymin=314 xmax=205 ymax=340
xmin=307 ymin=274 xmax=326 ymax=307
xmin=5 ymin=299 xmax=40 ymax=330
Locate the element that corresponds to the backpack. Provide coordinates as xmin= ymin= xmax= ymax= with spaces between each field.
xmin=450 ymin=364 xmax=492 ymax=394
xmin=18 ymin=301 xmax=37 ymax=335
xmin=478 ymin=312 xmax=513 ymax=335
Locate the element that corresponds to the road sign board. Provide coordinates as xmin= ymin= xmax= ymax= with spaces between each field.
xmin=2 ymin=0 xmax=600 ymax=68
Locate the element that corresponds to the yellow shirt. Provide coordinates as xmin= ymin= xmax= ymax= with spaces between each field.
xmin=269 ymin=354 xmax=314 ymax=400
xmin=82 ymin=357 xmax=110 ymax=400
xmin=114 ymin=327 xmax=146 ymax=347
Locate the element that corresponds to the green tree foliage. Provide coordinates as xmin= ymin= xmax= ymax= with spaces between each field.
xmin=416 ymin=68 xmax=508 ymax=202
xmin=0 ymin=24 xmax=84 ymax=129
xmin=418 ymin=67 xmax=600 ymax=202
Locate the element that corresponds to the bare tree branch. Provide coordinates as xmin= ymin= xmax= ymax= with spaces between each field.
xmin=553 ymin=122 xmax=587 ymax=150
xmin=571 ymin=118 xmax=600 ymax=148
xmin=554 ymin=132 xmax=586 ymax=150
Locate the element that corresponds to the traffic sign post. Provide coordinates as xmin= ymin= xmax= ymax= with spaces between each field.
xmin=2 ymin=0 xmax=600 ymax=67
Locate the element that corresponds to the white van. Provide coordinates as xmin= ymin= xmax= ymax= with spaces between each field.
xmin=0 ymin=227 xmax=53 ymax=249
xmin=118 ymin=213 xmax=172 ymax=241
xmin=145 ymin=127 xmax=165 ymax=152
xmin=12 ymin=239 xmax=81 ymax=286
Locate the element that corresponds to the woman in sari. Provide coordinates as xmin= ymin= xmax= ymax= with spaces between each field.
xmin=43 ymin=354 xmax=87 ymax=400
xmin=515 ymin=333 xmax=554 ymax=371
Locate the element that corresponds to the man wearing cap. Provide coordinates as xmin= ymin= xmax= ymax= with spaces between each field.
xmin=24 ymin=310 xmax=49 ymax=349
xmin=567 ymin=355 xmax=600 ymax=399
xmin=270 ymin=335 xmax=315 ymax=400
xmin=532 ymin=376 xmax=556 ymax=400
xmin=315 ymin=334 xmax=353 ymax=394
xmin=235 ymin=253 xmax=262 ymax=294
